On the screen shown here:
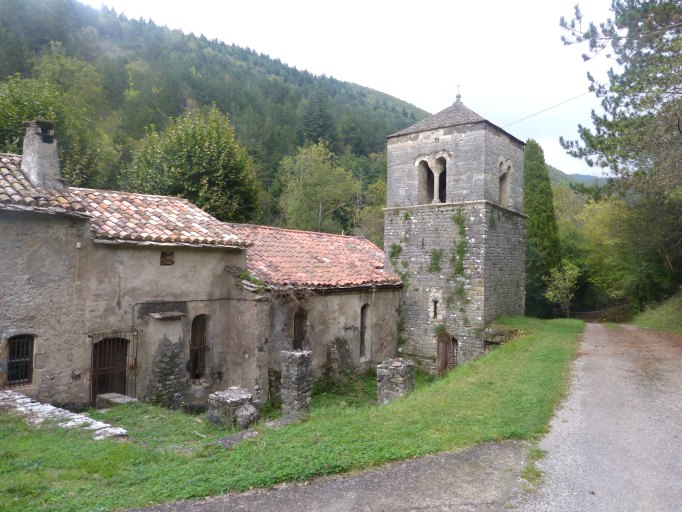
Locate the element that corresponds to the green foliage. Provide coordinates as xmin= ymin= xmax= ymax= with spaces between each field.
xmin=278 ymin=141 xmax=360 ymax=232
xmin=0 ymin=0 xmax=427 ymax=215
xmin=560 ymin=1 xmax=682 ymax=196
xmin=124 ymin=104 xmax=260 ymax=221
xmin=0 ymin=74 xmax=110 ymax=187
xmin=524 ymin=140 xmax=562 ymax=317
xmin=560 ymin=1 xmax=682 ymax=303
xmin=631 ymin=291 xmax=682 ymax=335
xmin=0 ymin=317 xmax=582 ymax=511
xmin=389 ymin=243 xmax=403 ymax=267
xmin=544 ymin=261 xmax=581 ymax=318
xmin=311 ymin=370 xmax=377 ymax=409
xmin=352 ymin=178 xmax=387 ymax=247
xmin=580 ymin=196 xmax=682 ymax=305
xmin=428 ymin=249 xmax=443 ymax=273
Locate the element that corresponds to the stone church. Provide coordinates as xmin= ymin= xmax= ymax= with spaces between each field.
xmin=384 ymin=96 xmax=526 ymax=371
xmin=1 ymin=97 xmax=525 ymax=408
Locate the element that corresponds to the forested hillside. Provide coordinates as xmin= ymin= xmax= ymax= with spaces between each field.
xmin=0 ymin=0 xmax=427 ymax=227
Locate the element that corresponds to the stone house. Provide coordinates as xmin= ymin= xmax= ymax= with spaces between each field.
xmin=0 ymin=121 xmax=400 ymax=409
xmin=384 ymin=97 xmax=526 ymax=371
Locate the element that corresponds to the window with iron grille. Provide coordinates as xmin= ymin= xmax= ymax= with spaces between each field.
xmin=7 ymin=334 xmax=34 ymax=386
xmin=189 ymin=315 xmax=208 ymax=379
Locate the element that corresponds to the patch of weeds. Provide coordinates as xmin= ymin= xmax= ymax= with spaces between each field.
xmin=259 ymin=394 xmax=282 ymax=420
xmin=521 ymin=444 xmax=546 ymax=492
xmin=312 ymin=370 xmax=377 ymax=408
xmin=428 ymin=249 xmax=443 ymax=273
xmin=403 ymin=211 xmax=410 ymax=221
xmin=389 ymin=243 xmax=403 ymax=268
xmin=238 ymin=271 xmax=269 ymax=292
xmin=603 ymin=322 xmax=623 ymax=330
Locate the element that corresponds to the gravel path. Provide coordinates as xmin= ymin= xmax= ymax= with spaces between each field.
xmin=131 ymin=440 xmax=529 ymax=512
xmin=514 ymin=323 xmax=682 ymax=511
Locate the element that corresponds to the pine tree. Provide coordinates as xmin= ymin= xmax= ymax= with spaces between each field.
xmin=524 ymin=139 xmax=562 ymax=317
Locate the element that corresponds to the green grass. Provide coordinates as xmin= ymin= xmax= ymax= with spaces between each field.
xmin=0 ymin=316 xmax=583 ymax=511
xmin=631 ymin=292 xmax=682 ymax=335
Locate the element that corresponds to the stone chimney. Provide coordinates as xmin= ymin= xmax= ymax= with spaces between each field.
xmin=21 ymin=120 xmax=65 ymax=190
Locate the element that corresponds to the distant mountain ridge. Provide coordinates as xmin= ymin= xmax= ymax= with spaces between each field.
xmin=547 ymin=164 xmax=607 ymax=187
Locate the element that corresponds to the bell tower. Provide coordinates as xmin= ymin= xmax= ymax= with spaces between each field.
xmin=384 ymin=96 xmax=526 ymax=368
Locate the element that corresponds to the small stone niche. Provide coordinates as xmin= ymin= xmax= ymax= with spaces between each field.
xmin=377 ymin=358 xmax=416 ymax=405
xmin=207 ymin=387 xmax=261 ymax=429
xmin=281 ymin=350 xmax=313 ymax=416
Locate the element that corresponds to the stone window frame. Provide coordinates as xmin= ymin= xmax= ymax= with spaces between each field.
xmin=497 ymin=157 xmax=513 ymax=208
xmin=6 ymin=334 xmax=34 ymax=387
xmin=416 ymin=152 xmax=450 ymax=205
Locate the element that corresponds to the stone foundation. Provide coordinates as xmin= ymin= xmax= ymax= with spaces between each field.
xmin=281 ymin=350 xmax=312 ymax=416
xmin=377 ymin=358 xmax=415 ymax=405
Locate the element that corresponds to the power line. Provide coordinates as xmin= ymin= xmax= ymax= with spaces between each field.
xmin=502 ymin=91 xmax=591 ymax=128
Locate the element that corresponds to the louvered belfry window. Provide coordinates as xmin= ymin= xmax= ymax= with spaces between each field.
xmin=7 ymin=335 xmax=34 ymax=386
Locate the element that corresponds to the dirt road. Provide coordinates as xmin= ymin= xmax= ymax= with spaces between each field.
xmin=514 ymin=323 xmax=682 ymax=511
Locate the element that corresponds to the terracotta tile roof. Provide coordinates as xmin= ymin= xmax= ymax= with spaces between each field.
xmin=0 ymin=153 xmax=85 ymax=214
xmin=68 ymin=188 xmax=246 ymax=247
xmin=227 ymin=223 xmax=400 ymax=289
xmin=0 ymin=153 xmax=246 ymax=248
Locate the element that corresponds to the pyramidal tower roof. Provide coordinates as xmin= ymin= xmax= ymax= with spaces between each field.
xmin=389 ymin=95 xmax=516 ymax=140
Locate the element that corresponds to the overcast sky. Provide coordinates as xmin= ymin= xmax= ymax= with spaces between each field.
xmin=80 ymin=0 xmax=616 ymax=175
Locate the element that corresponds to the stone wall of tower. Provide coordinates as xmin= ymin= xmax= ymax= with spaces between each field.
xmin=384 ymin=201 xmax=525 ymax=364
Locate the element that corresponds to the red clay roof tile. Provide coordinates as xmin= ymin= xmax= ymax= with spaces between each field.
xmin=226 ymin=223 xmax=400 ymax=289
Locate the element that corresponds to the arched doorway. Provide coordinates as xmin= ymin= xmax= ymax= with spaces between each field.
xmin=91 ymin=337 xmax=129 ymax=402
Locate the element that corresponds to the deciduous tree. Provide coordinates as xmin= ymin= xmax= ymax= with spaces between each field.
xmin=279 ymin=141 xmax=360 ymax=232
xmin=125 ymin=104 xmax=260 ymax=222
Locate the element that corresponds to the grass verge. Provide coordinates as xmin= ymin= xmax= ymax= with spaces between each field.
xmin=0 ymin=316 xmax=583 ymax=511
xmin=631 ymin=292 xmax=682 ymax=335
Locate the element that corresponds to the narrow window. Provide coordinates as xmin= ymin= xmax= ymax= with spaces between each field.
xmin=499 ymin=161 xmax=511 ymax=207
xmin=293 ymin=309 xmax=307 ymax=350
xmin=7 ymin=335 xmax=34 ymax=386
xmin=418 ymin=160 xmax=435 ymax=204
xmin=190 ymin=315 xmax=208 ymax=379
xmin=360 ymin=304 xmax=370 ymax=359
xmin=436 ymin=157 xmax=447 ymax=203
xmin=433 ymin=299 xmax=439 ymax=319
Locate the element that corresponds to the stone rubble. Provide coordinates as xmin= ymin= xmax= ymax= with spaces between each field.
xmin=0 ymin=390 xmax=127 ymax=440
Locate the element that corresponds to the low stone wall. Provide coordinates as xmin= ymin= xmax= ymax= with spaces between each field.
xmin=377 ymin=358 xmax=415 ymax=405
xmin=281 ymin=350 xmax=312 ymax=416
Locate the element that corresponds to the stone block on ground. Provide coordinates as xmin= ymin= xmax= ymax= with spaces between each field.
xmin=281 ymin=350 xmax=313 ymax=417
xmin=377 ymin=358 xmax=416 ymax=405
xmin=207 ymin=387 xmax=260 ymax=429
xmin=95 ymin=393 xmax=139 ymax=410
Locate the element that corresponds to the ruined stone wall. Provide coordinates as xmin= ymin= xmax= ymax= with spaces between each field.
xmin=267 ymin=288 xmax=400 ymax=379
xmin=0 ymin=210 xmax=89 ymax=406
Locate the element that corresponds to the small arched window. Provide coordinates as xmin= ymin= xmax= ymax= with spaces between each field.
xmin=360 ymin=304 xmax=370 ymax=359
xmin=190 ymin=315 xmax=208 ymax=379
xmin=498 ymin=159 xmax=512 ymax=207
xmin=417 ymin=160 xmax=434 ymax=205
xmin=7 ymin=334 xmax=34 ymax=387
xmin=436 ymin=157 xmax=447 ymax=203
xmin=293 ymin=309 xmax=307 ymax=350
